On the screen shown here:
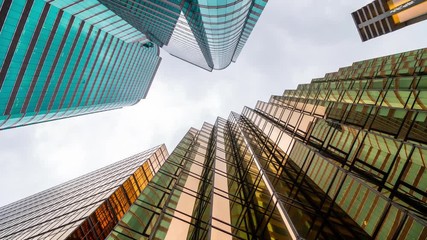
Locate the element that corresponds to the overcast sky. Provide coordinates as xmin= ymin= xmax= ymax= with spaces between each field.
xmin=0 ymin=1 xmax=426 ymax=207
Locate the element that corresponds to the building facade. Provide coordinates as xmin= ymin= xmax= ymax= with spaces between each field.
xmin=97 ymin=0 xmax=268 ymax=70
xmin=108 ymin=48 xmax=427 ymax=239
xmin=0 ymin=0 xmax=162 ymax=130
xmin=0 ymin=0 xmax=268 ymax=130
xmin=352 ymin=0 xmax=427 ymax=41
xmin=0 ymin=145 xmax=168 ymax=240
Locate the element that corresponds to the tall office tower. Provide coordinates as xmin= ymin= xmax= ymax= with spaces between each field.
xmin=73 ymin=0 xmax=268 ymax=71
xmin=0 ymin=0 xmax=267 ymax=130
xmin=0 ymin=0 xmax=161 ymax=130
xmin=108 ymin=48 xmax=426 ymax=240
xmin=0 ymin=145 xmax=168 ymax=240
xmin=352 ymin=0 xmax=427 ymax=41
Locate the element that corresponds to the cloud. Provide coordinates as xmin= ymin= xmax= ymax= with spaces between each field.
xmin=0 ymin=1 xmax=426 ymax=206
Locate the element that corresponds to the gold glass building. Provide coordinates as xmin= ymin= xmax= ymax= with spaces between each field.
xmin=109 ymin=48 xmax=427 ymax=239
xmin=1 ymin=48 xmax=426 ymax=239
xmin=0 ymin=145 xmax=168 ymax=240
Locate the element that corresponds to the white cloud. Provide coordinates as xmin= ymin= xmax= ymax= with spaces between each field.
xmin=0 ymin=1 xmax=426 ymax=206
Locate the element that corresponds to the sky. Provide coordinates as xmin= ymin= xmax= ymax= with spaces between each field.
xmin=0 ymin=1 xmax=426 ymax=207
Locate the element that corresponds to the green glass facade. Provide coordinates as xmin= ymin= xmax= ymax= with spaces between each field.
xmin=0 ymin=145 xmax=168 ymax=240
xmin=0 ymin=0 xmax=268 ymax=129
xmin=107 ymin=48 xmax=426 ymax=239
xmin=97 ymin=0 xmax=268 ymax=70
xmin=0 ymin=0 xmax=161 ymax=130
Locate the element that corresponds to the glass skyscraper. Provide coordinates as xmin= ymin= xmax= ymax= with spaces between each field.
xmin=352 ymin=0 xmax=427 ymax=41
xmin=0 ymin=0 xmax=268 ymax=130
xmin=98 ymin=0 xmax=268 ymax=70
xmin=108 ymin=48 xmax=426 ymax=239
xmin=0 ymin=145 xmax=168 ymax=240
xmin=1 ymin=48 xmax=426 ymax=239
xmin=0 ymin=0 xmax=162 ymax=130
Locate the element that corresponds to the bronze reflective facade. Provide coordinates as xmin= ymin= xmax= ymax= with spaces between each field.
xmin=352 ymin=0 xmax=427 ymax=41
xmin=108 ymin=48 xmax=426 ymax=240
xmin=0 ymin=145 xmax=168 ymax=240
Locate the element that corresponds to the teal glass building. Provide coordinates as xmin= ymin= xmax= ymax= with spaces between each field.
xmin=0 ymin=0 xmax=161 ymax=130
xmin=96 ymin=0 xmax=268 ymax=70
xmin=0 ymin=0 xmax=268 ymax=130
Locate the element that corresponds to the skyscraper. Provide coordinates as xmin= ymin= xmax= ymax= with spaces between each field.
xmin=0 ymin=0 xmax=162 ymax=130
xmin=0 ymin=0 xmax=268 ymax=129
xmin=1 ymin=48 xmax=426 ymax=239
xmin=0 ymin=145 xmax=168 ymax=240
xmin=108 ymin=48 xmax=427 ymax=239
xmin=352 ymin=0 xmax=427 ymax=41
xmin=97 ymin=0 xmax=268 ymax=70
